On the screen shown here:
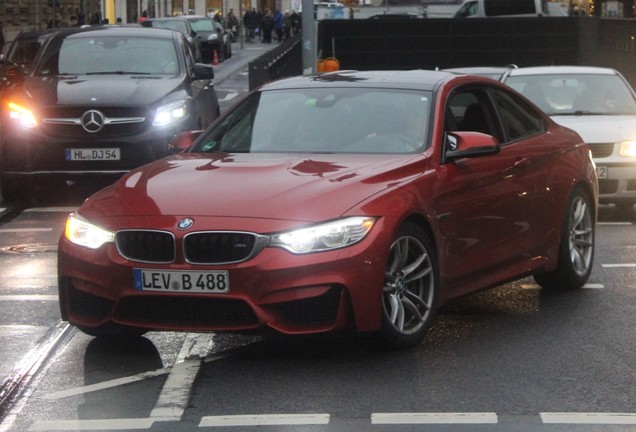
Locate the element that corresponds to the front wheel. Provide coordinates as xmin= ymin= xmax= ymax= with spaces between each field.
xmin=534 ymin=186 xmax=595 ymax=290
xmin=379 ymin=223 xmax=439 ymax=349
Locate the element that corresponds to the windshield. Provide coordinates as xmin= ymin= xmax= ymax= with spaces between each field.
xmin=146 ymin=20 xmax=189 ymax=34
xmin=193 ymin=88 xmax=432 ymax=154
xmin=189 ymin=19 xmax=216 ymax=32
xmin=36 ymin=36 xmax=179 ymax=76
xmin=506 ymin=73 xmax=636 ymax=115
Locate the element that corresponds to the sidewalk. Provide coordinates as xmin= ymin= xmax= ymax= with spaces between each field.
xmin=212 ymin=40 xmax=278 ymax=85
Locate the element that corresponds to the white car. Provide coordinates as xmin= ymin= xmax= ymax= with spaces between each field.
xmin=502 ymin=66 xmax=636 ymax=215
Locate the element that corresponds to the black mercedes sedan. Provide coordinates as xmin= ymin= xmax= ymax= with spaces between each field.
xmin=0 ymin=26 xmax=220 ymax=202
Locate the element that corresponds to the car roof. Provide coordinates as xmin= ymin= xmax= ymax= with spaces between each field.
xmin=506 ymin=65 xmax=619 ymax=77
xmin=61 ymin=26 xmax=177 ymax=40
xmin=260 ymin=70 xmax=462 ymax=92
xmin=145 ymin=16 xmax=191 ymax=21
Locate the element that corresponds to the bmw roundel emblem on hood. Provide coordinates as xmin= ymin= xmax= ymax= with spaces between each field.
xmin=177 ymin=218 xmax=194 ymax=230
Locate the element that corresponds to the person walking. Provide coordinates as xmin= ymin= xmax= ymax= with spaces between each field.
xmin=261 ymin=9 xmax=274 ymax=43
xmin=274 ymin=10 xmax=283 ymax=42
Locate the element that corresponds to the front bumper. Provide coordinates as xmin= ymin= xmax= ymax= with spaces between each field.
xmin=57 ymin=217 xmax=393 ymax=336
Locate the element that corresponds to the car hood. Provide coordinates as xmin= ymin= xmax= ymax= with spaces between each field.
xmin=551 ymin=114 xmax=636 ymax=144
xmin=80 ymin=152 xmax=425 ymax=223
xmin=22 ymin=75 xmax=186 ymax=107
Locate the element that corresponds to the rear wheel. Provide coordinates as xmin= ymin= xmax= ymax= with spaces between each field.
xmin=379 ymin=223 xmax=439 ymax=349
xmin=534 ymin=186 xmax=594 ymax=290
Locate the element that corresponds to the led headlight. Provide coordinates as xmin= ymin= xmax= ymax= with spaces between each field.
xmin=65 ymin=213 xmax=114 ymax=249
xmin=619 ymin=140 xmax=636 ymax=157
xmin=153 ymin=100 xmax=188 ymax=127
xmin=270 ymin=217 xmax=376 ymax=254
xmin=7 ymin=102 xmax=37 ymax=128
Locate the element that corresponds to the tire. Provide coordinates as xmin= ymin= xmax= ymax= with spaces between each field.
xmin=379 ymin=223 xmax=439 ymax=349
xmin=534 ymin=186 xmax=594 ymax=290
xmin=1 ymin=175 xmax=28 ymax=203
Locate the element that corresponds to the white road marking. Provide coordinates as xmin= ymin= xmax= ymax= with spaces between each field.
xmin=42 ymin=368 xmax=171 ymax=400
xmin=371 ymin=412 xmax=498 ymax=424
xmin=541 ymin=412 xmax=636 ymax=424
xmin=0 ymin=228 xmax=53 ymax=233
xmin=150 ymin=359 xmax=201 ymax=421
xmin=199 ymin=414 xmax=330 ymax=427
xmin=521 ymin=283 xmax=604 ymax=289
xmin=150 ymin=334 xmax=211 ymax=421
xmin=602 ymin=263 xmax=636 ymax=268
xmin=598 ymin=222 xmax=632 ymax=225
xmin=0 ymin=295 xmax=58 ymax=301
xmin=219 ymin=92 xmax=239 ymax=102
xmin=28 ymin=418 xmax=154 ymax=431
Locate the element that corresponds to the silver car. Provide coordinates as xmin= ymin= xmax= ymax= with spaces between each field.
xmin=502 ymin=66 xmax=636 ymax=215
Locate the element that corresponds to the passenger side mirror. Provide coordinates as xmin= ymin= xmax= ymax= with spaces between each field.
xmin=445 ymin=131 xmax=500 ymax=161
xmin=193 ymin=63 xmax=215 ymax=80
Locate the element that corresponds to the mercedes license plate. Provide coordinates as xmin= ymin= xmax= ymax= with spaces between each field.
xmin=133 ymin=269 xmax=229 ymax=293
xmin=65 ymin=148 xmax=120 ymax=161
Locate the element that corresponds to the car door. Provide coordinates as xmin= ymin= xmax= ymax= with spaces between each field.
xmin=433 ymin=85 xmax=544 ymax=296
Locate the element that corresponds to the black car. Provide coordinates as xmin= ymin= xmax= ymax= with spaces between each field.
xmin=140 ymin=17 xmax=202 ymax=62
xmin=183 ymin=15 xmax=232 ymax=63
xmin=0 ymin=26 xmax=220 ymax=202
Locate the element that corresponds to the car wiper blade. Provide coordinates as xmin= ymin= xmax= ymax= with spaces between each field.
xmin=84 ymin=71 xmax=152 ymax=75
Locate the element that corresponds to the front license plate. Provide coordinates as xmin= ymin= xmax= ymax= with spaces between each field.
xmin=133 ymin=269 xmax=230 ymax=293
xmin=596 ymin=166 xmax=607 ymax=179
xmin=65 ymin=148 xmax=121 ymax=161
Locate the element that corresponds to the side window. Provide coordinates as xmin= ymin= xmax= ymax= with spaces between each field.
xmin=446 ymin=89 xmax=498 ymax=137
xmin=491 ymin=89 xmax=544 ymax=142
xmin=456 ymin=1 xmax=478 ymax=17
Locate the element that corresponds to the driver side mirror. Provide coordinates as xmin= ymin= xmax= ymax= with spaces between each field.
xmin=444 ymin=131 xmax=500 ymax=161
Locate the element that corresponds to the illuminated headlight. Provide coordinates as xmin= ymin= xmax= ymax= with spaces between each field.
xmin=619 ymin=140 xmax=636 ymax=157
xmin=208 ymin=33 xmax=219 ymax=41
xmin=64 ymin=213 xmax=114 ymax=249
xmin=152 ymin=100 xmax=188 ymax=127
xmin=270 ymin=217 xmax=376 ymax=254
xmin=7 ymin=102 xmax=37 ymax=128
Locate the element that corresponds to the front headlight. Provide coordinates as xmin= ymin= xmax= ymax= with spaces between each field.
xmin=270 ymin=217 xmax=376 ymax=254
xmin=64 ymin=213 xmax=114 ymax=249
xmin=152 ymin=100 xmax=188 ymax=127
xmin=7 ymin=101 xmax=37 ymax=128
xmin=619 ymin=140 xmax=636 ymax=157
xmin=208 ymin=33 xmax=219 ymax=41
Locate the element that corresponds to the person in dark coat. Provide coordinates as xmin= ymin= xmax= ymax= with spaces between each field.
xmin=261 ymin=9 xmax=274 ymax=43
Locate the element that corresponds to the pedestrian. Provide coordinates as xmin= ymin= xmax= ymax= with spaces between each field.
xmin=274 ymin=10 xmax=283 ymax=42
xmin=290 ymin=10 xmax=300 ymax=35
xmin=261 ymin=10 xmax=274 ymax=43
xmin=283 ymin=11 xmax=292 ymax=40
xmin=227 ymin=9 xmax=239 ymax=42
xmin=138 ymin=10 xmax=149 ymax=23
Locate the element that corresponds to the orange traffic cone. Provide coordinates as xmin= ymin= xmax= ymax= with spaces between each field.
xmin=212 ymin=50 xmax=220 ymax=66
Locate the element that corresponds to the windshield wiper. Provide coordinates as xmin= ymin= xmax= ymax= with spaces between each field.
xmin=84 ymin=71 xmax=152 ymax=75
